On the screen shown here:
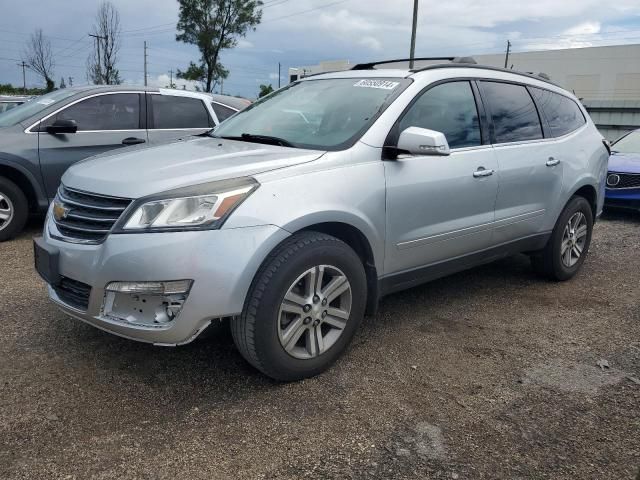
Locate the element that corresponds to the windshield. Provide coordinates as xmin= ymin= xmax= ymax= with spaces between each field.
xmin=212 ymin=78 xmax=410 ymax=150
xmin=612 ymin=130 xmax=640 ymax=154
xmin=0 ymin=89 xmax=78 ymax=127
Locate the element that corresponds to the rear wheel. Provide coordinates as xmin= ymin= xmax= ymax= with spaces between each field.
xmin=531 ymin=196 xmax=593 ymax=281
xmin=0 ymin=177 xmax=28 ymax=242
xmin=231 ymin=231 xmax=367 ymax=381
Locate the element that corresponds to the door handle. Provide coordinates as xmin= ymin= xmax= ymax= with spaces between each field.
xmin=546 ymin=157 xmax=560 ymax=167
xmin=473 ymin=167 xmax=494 ymax=178
xmin=122 ymin=137 xmax=146 ymax=146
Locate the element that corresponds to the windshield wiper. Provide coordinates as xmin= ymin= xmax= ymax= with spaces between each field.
xmin=216 ymin=133 xmax=295 ymax=148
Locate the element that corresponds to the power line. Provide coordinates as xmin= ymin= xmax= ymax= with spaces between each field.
xmin=262 ymin=0 xmax=350 ymax=23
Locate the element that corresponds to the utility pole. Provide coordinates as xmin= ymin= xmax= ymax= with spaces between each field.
xmin=143 ymin=41 xmax=148 ymax=86
xmin=17 ymin=61 xmax=28 ymax=94
xmin=504 ymin=40 xmax=511 ymax=69
xmin=409 ymin=0 xmax=419 ymax=69
xmin=278 ymin=62 xmax=281 ymax=89
xmin=89 ymin=33 xmax=107 ymax=83
xmin=220 ymin=77 xmax=224 ymax=95
xmin=169 ymin=69 xmax=173 ymax=88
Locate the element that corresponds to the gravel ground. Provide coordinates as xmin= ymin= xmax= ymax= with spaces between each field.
xmin=1 ymin=212 xmax=639 ymax=480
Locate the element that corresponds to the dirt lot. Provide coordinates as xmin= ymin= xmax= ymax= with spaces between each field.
xmin=1 ymin=212 xmax=639 ymax=480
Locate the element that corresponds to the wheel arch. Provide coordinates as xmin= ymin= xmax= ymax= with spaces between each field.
xmin=286 ymin=220 xmax=380 ymax=316
xmin=0 ymin=159 xmax=47 ymax=213
xmin=570 ymin=183 xmax=598 ymax=220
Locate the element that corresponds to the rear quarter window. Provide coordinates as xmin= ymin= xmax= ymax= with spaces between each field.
xmin=530 ymin=88 xmax=586 ymax=137
xmin=211 ymin=102 xmax=237 ymax=123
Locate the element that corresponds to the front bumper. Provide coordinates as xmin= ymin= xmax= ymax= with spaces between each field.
xmin=40 ymin=221 xmax=289 ymax=345
xmin=604 ymin=188 xmax=640 ymax=211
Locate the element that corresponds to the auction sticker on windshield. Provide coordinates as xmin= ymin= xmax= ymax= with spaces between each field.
xmin=353 ymin=79 xmax=400 ymax=90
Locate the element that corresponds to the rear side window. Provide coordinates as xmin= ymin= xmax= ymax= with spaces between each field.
xmin=530 ymin=88 xmax=586 ymax=137
xmin=398 ymin=81 xmax=481 ymax=149
xmin=211 ymin=102 xmax=236 ymax=123
xmin=44 ymin=93 xmax=140 ymax=131
xmin=150 ymin=95 xmax=211 ymax=129
xmin=479 ymin=81 xmax=543 ymax=144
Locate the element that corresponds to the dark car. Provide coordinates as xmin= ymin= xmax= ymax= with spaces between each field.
xmin=605 ymin=129 xmax=640 ymax=212
xmin=0 ymin=86 xmax=248 ymax=240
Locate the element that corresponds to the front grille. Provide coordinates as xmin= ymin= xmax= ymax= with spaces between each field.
xmin=53 ymin=186 xmax=132 ymax=243
xmin=607 ymin=172 xmax=640 ymax=190
xmin=53 ymin=277 xmax=92 ymax=310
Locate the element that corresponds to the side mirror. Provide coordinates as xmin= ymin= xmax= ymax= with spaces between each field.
xmin=397 ymin=127 xmax=450 ymax=156
xmin=46 ymin=119 xmax=78 ymax=134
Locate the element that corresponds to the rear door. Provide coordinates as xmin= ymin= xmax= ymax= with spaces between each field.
xmin=146 ymin=93 xmax=214 ymax=145
xmin=384 ymin=80 xmax=499 ymax=278
xmin=37 ymin=92 xmax=146 ymax=198
xmin=478 ymin=81 xmax=561 ymax=244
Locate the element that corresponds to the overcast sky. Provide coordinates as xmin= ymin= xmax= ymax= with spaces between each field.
xmin=1 ymin=0 xmax=639 ymax=98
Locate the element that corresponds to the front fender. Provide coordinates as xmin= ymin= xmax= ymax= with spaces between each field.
xmin=0 ymin=154 xmax=49 ymax=209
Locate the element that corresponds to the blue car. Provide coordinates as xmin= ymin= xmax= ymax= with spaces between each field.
xmin=605 ymin=129 xmax=640 ymax=211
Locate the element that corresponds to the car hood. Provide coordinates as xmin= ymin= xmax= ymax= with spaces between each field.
xmin=608 ymin=152 xmax=640 ymax=174
xmin=62 ymin=136 xmax=326 ymax=198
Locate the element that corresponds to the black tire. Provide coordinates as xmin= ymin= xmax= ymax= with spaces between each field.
xmin=531 ymin=195 xmax=593 ymax=281
xmin=0 ymin=176 xmax=28 ymax=242
xmin=231 ymin=231 xmax=367 ymax=381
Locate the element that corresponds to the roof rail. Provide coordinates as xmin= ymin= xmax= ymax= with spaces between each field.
xmin=410 ymin=63 xmax=559 ymax=86
xmin=351 ymin=57 xmax=455 ymax=70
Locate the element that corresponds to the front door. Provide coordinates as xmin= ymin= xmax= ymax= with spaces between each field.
xmin=384 ymin=81 xmax=499 ymax=279
xmin=37 ymin=92 xmax=146 ymax=198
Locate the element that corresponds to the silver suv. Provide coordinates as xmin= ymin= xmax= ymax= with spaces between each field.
xmin=34 ymin=58 xmax=608 ymax=381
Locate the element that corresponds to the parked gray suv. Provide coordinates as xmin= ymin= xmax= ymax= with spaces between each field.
xmin=0 ymin=86 xmax=248 ymax=240
xmin=35 ymin=59 xmax=608 ymax=381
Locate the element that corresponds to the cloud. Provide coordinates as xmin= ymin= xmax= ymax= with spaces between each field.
xmin=237 ymin=39 xmax=254 ymax=48
xmin=148 ymin=73 xmax=200 ymax=91
xmin=565 ymin=21 xmax=601 ymax=35
xmin=3 ymin=0 xmax=640 ymax=98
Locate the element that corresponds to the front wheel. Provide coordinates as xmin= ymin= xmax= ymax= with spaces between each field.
xmin=231 ymin=231 xmax=367 ymax=381
xmin=0 ymin=177 xmax=28 ymax=242
xmin=531 ymin=196 xmax=594 ymax=281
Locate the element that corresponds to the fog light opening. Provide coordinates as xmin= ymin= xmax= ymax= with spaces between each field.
xmin=102 ymin=280 xmax=193 ymax=328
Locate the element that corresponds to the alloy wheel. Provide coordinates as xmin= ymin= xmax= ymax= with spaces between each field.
xmin=277 ymin=265 xmax=352 ymax=359
xmin=561 ymin=211 xmax=588 ymax=267
xmin=0 ymin=192 xmax=14 ymax=232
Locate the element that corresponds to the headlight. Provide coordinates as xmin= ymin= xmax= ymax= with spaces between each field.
xmin=115 ymin=177 xmax=258 ymax=232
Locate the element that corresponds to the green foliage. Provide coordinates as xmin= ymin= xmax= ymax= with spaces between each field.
xmin=258 ymin=83 xmax=274 ymax=98
xmin=176 ymin=0 xmax=263 ymax=92
xmin=0 ymin=83 xmax=47 ymax=96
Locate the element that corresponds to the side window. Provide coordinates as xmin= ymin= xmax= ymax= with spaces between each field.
xmin=211 ymin=102 xmax=237 ymax=123
xmin=479 ymin=81 xmax=543 ymax=143
xmin=44 ymin=93 xmax=140 ymax=131
xmin=530 ymin=88 xmax=586 ymax=137
xmin=398 ymin=81 xmax=481 ymax=149
xmin=150 ymin=95 xmax=211 ymax=129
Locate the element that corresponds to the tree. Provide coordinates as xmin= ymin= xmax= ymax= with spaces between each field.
xmin=176 ymin=0 xmax=263 ymax=93
xmin=177 ymin=61 xmax=228 ymax=92
xmin=24 ymin=29 xmax=55 ymax=92
xmin=59 ymin=77 xmax=66 ymax=88
xmin=258 ymin=83 xmax=273 ymax=98
xmin=87 ymin=1 xmax=122 ymax=85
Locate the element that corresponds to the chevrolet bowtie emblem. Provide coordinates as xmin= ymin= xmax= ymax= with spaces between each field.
xmin=53 ymin=201 xmax=69 ymax=221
